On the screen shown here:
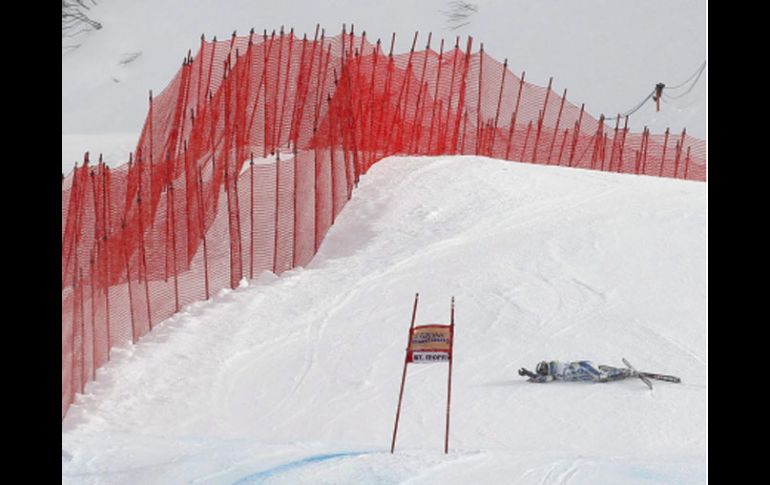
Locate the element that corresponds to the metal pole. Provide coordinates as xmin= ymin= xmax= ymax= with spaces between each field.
xmin=444 ymin=296 xmax=455 ymax=454
xmin=391 ymin=293 xmax=420 ymax=454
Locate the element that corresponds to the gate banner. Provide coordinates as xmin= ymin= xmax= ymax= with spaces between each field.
xmin=407 ymin=324 xmax=452 ymax=363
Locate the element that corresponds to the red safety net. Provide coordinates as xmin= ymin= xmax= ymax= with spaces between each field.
xmin=61 ymin=27 xmax=707 ymax=419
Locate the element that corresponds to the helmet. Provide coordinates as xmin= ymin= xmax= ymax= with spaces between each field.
xmin=536 ymin=361 xmax=550 ymax=376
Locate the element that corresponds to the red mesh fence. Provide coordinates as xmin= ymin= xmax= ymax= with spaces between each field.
xmin=62 ymin=27 xmax=707 ymax=419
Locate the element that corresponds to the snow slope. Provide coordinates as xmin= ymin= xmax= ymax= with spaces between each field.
xmin=61 ymin=0 xmax=707 ymax=172
xmin=62 ymin=156 xmax=707 ymax=484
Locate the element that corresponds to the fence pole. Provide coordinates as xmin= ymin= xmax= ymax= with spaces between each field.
xmin=120 ymin=219 xmax=136 ymax=344
xmin=504 ymin=71 xmax=525 ymax=161
xmin=475 ymin=43 xmax=484 ymax=155
xmin=452 ymin=36 xmax=473 ymax=154
xmin=328 ymin=95 xmax=338 ymax=223
xmin=601 ymin=132 xmax=608 ymax=171
xmin=89 ymin=253 xmax=96 ymax=380
xmin=314 ymin=130 xmax=321 ymax=253
xmin=684 ymin=146 xmax=691 ymax=180
xmin=135 ymin=158 xmax=153 ymax=332
xmin=88 ymin=168 xmax=101 ymax=371
xmin=569 ymin=104 xmax=584 ymax=167
xmin=233 ymin=148 xmax=244 ymax=285
xmin=428 ymin=39 xmax=444 ymax=155
xmin=277 ymin=28 xmax=295 ymax=151
xmin=674 ymin=128 xmax=686 ymax=178
xmin=70 ymin=253 xmax=78 ymax=405
xmin=442 ymin=37 xmax=460 ymax=154
xmin=411 ymin=33 xmax=432 ymax=154
xmin=264 ymin=30 xmax=274 ymax=157
xmin=273 ymin=151 xmax=281 ymax=274
xmin=608 ymin=115 xmax=620 ymax=172
xmin=249 ymin=154 xmax=255 ymax=279
xmin=196 ymin=170 xmax=210 ymax=300
xmin=546 ymin=88 xmax=567 ymax=164
xmin=169 ymin=182 xmax=180 ymax=312
xmin=366 ymin=38 xmax=382 ymax=167
xmin=103 ymin=165 xmax=112 ymax=356
xmin=520 ymin=120 xmax=533 ymax=162
xmin=373 ymin=33 xmax=394 ymax=158
xmin=271 ymin=27 xmax=286 ymax=154
xmin=244 ymin=30 xmax=272 ymax=149
xmin=618 ymin=116 xmax=629 ymax=173
xmin=392 ymin=31 xmax=419 ymax=154
xmin=641 ymin=127 xmax=650 ymax=176
xmin=531 ymin=77 xmax=552 ymax=163
xmin=196 ymin=34 xmax=205 ymax=112
xmin=658 ymin=127 xmax=670 ymax=177
xmin=673 ymin=141 xmax=682 ymax=179
xmin=290 ymin=34 xmax=311 ymax=150
xmin=79 ymin=269 xmax=86 ymax=393
xmin=590 ymin=115 xmax=604 ymax=170
xmin=148 ymin=91 xmax=154 ymax=193
xmin=293 ymin=148 xmax=298 ymax=268
xmin=557 ymin=128 xmax=569 ymax=166
xmin=490 ymin=58 xmax=507 ymax=158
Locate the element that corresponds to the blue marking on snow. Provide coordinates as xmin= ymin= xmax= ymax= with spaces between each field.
xmin=232 ymin=451 xmax=370 ymax=484
xmin=627 ymin=467 xmax=665 ymax=482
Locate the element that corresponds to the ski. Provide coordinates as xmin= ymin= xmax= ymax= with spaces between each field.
xmin=622 ymin=358 xmax=652 ymax=390
xmin=638 ymin=372 xmax=681 ymax=383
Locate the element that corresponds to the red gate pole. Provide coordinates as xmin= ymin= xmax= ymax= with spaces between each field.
xmin=444 ymin=296 xmax=455 ymax=454
xmin=391 ymin=292 xmax=420 ymax=454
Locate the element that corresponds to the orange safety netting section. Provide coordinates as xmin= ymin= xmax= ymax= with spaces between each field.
xmin=61 ymin=27 xmax=706 ymax=419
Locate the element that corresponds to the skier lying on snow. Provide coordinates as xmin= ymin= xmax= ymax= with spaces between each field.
xmin=518 ymin=360 xmax=681 ymax=384
xmin=519 ymin=361 xmax=630 ymax=383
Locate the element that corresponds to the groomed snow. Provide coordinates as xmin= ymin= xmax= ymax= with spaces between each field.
xmin=62 ymin=156 xmax=707 ymax=484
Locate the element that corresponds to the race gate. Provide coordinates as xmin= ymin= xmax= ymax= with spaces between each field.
xmin=390 ymin=293 xmax=455 ymax=453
